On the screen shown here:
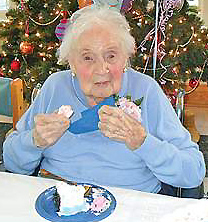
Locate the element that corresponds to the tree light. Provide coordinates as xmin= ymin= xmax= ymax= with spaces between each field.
xmin=169 ymin=50 xmax=174 ymax=55
xmin=143 ymin=54 xmax=148 ymax=60
xmin=39 ymin=52 xmax=45 ymax=57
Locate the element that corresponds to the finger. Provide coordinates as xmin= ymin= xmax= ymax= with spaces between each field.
xmin=35 ymin=113 xmax=70 ymax=126
xmin=100 ymin=106 xmax=133 ymax=123
xmin=102 ymin=130 xmax=126 ymax=142
xmin=37 ymin=120 xmax=69 ymax=134
xmin=99 ymin=106 xmax=124 ymax=124
xmin=36 ymin=123 xmax=68 ymax=145
xmin=98 ymin=121 xmax=127 ymax=139
xmin=99 ymin=109 xmax=133 ymax=135
xmin=98 ymin=105 xmax=118 ymax=116
xmin=35 ymin=119 xmax=69 ymax=138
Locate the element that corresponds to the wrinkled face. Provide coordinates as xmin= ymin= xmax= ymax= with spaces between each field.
xmin=71 ymin=25 xmax=127 ymax=103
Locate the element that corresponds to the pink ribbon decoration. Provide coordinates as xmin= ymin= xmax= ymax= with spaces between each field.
xmin=121 ymin=0 xmax=135 ymax=12
xmin=20 ymin=0 xmax=25 ymax=10
xmin=138 ymin=0 xmax=184 ymax=77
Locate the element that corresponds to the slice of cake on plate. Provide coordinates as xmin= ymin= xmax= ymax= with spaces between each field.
xmin=53 ymin=181 xmax=112 ymax=217
xmin=54 ymin=181 xmax=89 ymax=216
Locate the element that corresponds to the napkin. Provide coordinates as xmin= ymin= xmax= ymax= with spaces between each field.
xmin=68 ymin=96 xmax=115 ymax=134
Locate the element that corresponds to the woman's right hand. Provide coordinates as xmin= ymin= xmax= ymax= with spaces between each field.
xmin=33 ymin=113 xmax=70 ymax=148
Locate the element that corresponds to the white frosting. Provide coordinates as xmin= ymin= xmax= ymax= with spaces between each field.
xmin=58 ymin=105 xmax=73 ymax=118
xmin=56 ymin=181 xmax=89 ymax=216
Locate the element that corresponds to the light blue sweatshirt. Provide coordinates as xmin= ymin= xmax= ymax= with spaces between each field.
xmin=3 ymin=69 xmax=205 ymax=193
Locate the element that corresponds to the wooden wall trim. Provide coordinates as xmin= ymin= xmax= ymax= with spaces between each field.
xmin=185 ymin=83 xmax=208 ymax=108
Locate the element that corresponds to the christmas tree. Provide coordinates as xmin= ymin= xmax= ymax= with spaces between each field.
xmin=0 ymin=0 xmax=207 ymax=103
xmin=127 ymin=0 xmax=208 ymax=103
xmin=0 ymin=0 xmax=78 ymax=101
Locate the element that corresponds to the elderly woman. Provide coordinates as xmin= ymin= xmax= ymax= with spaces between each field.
xmin=3 ymin=5 xmax=205 ymax=196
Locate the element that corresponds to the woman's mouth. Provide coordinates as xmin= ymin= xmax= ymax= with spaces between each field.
xmin=94 ymin=81 xmax=110 ymax=87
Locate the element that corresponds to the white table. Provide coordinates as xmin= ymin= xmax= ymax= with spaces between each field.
xmin=0 ymin=172 xmax=205 ymax=222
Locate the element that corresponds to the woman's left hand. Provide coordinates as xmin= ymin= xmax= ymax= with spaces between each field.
xmin=98 ymin=105 xmax=146 ymax=150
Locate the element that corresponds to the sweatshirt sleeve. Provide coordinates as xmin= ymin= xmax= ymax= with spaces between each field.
xmin=134 ymin=79 xmax=206 ymax=188
xmin=3 ymin=85 xmax=48 ymax=175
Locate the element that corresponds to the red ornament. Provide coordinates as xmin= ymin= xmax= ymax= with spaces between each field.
xmin=20 ymin=41 xmax=34 ymax=54
xmin=205 ymin=43 xmax=208 ymax=50
xmin=170 ymin=95 xmax=177 ymax=106
xmin=61 ymin=11 xmax=68 ymax=19
xmin=0 ymin=68 xmax=4 ymax=77
xmin=189 ymin=78 xmax=199 ymax=88
xmin=11 ymin=59 xmax=21 ymax=71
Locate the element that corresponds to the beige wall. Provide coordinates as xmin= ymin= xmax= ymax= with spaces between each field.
xmin=0 ymin=10 xmax=7 ymax=21
xmin=199 ymin=0 xmax=208 ymax=27
xmin=0 ymin=0 xmax=15 ymax=21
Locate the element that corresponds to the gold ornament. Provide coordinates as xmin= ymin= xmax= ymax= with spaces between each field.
xmin=20 ymin=41 xmax=34 ymax=54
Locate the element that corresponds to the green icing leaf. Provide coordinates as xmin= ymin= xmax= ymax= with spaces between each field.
xmin=134 ymin=97 xmax=144 ymax=106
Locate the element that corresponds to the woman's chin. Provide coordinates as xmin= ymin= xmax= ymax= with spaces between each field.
xmin=92 ymin=89 xmax=114 ymax=99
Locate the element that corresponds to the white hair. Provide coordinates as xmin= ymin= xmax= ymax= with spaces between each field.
xmin=58 ymin=5 xmax=136 ymax=65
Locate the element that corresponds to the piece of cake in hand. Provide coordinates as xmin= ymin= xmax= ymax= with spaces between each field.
xmin=58 ymin=105 xmax=73 ymax=118
xmin=54 ymin=181 xmax=89 ymax=216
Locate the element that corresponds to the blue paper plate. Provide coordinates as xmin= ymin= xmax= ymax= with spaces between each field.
xmin=35 ymin=183 xmax=116 ymax=222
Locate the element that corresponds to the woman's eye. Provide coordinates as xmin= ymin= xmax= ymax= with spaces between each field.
xmin=84 ymin=56 xmax=93 ymax=61
xmin=107 ymin=54 xmax=117 ymax=62
xmin=108 ymin=54 xmax=115 ymax=59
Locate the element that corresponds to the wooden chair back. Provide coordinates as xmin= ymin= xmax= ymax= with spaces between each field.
xmin=0 ymin=78 xmax=24 ymax=129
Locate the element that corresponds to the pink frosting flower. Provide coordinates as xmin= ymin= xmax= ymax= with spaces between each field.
xmin=90 ymin=196 xmax=109 ymax=212
xmin=58 ymin=105 xmax=73 ymax=118
xmin=118 ymin=97 xmax=142 ymax=122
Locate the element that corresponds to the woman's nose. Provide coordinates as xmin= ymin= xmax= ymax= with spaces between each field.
xmin=94 ymin=58 xmax=109 ymax=75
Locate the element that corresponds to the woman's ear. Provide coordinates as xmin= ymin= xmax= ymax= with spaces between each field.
xmin=123 ymin=58 xmax=130 ymax=72
xmin=69 ymin=62 xmax=77 ymax=77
